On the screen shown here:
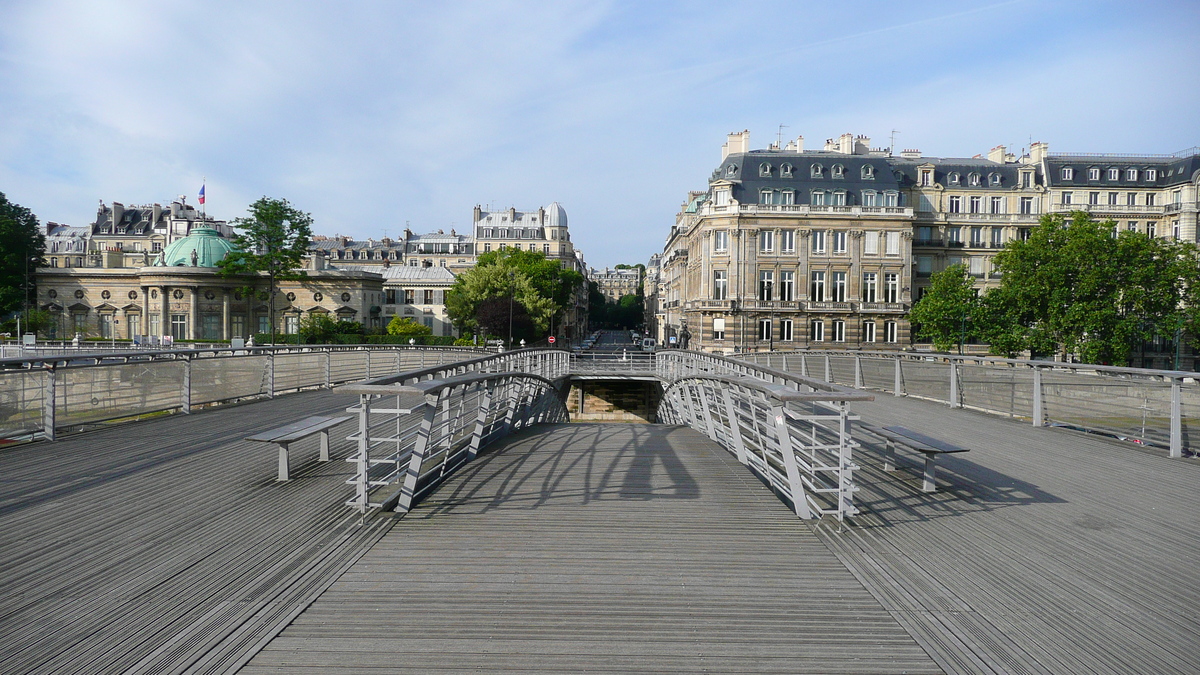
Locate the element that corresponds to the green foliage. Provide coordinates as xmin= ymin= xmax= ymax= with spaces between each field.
xmin=587 ymin=286 xmax=643 ymax=330
xmin=334 ymin=320 xmax=364 ymax=335
xmin=909 ymin=264 xmax=978 ymax=352
xmin=981 ymin=212 xmax=1200 ymax=365
xmin=298 ymin=313 xmax=339 ymax=343
xmin=217 ymin=197 xmax=314 ymax=343
xmin=0 ymin=192 xmax=46 ymax=318
xmin=445 ymin=250 xmax=574 ymax=338
xmin=387 ymin=316 xmax=433 ymax=336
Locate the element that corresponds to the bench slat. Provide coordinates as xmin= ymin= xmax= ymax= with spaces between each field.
xmin=882 ymin=426 xmax=970 ymax=454
xmin=246 ymin=416 xmax=349 ymax=443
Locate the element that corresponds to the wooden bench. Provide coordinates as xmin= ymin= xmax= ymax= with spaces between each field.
xmin=859 ymin=424 xmax=970 ymax=492
xmin=246 ymin=415 xmax=351 ymax=481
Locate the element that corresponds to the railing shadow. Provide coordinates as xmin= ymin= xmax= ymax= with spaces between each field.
xmin=414 ymin=424 xmax=699 ymax=517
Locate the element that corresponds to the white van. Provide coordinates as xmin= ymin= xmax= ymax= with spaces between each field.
xmin=640 ymin=337 xmax=656 ymax=353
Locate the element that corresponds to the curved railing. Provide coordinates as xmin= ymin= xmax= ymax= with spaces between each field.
xmin=340 ymin=370 xmax=570 ymax=513
xmin=736 ymin=350 xmax=1197 ymax=457
xmin=659 ymin=372 xmax=871 ymax=521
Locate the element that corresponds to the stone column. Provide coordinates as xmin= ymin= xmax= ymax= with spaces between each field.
xmin=222 ymin=288 xmax=231 ymax=340
xmin=161 ymin=285 xmax=170 ymax=339
xmin=189 ymin=286 xmax=199 ymax=340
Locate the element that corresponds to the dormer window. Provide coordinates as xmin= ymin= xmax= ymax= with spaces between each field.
xmin=968 ymin=172 xmax=980 ymax=186
xmin=832 ymin=164 xmax=845 ymax=179
xmin=811 ymin=163 xmax=823 ymax=178
xmin=780 ymin=163 xmax=793 ymax=178
xmin=759 ymin=163 xmax=772 ymax=177
xmin=1088 ymin=167 xmax=1100 ymax=181
xmin=1061 ymin=167 xmax=1074 ymax=180
xmin=948 ymin=172 xmax=960 ymax=185
xmin=861 ymin=164 xmax=874 ymax=179
xmin=1108 ymin=167 xmax=1119 ymax=180
xmin=1146 ymin=169 xmax=1157 ymax=181
xmin=989 ymin=173 xmax=1001 ymax=186
xmin=1127 ymin=168 xmax=1138 ymax=181
xmin=811 ymin=190 xmax=826 ymax=205
xmin=726 ymin=164 xmax=738 ymax=178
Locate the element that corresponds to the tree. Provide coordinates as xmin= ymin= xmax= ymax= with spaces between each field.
xmin=216 ymin=197 xmax=313 ymax=345
xmin=387 ymin=316 xmax=433 ymax=336
xmin=909 ymin=264 xmax=979 ymax=353
xmin=982 ymin=212 xmax=1200 ymax=365
xmin=0 ymin=192 xmax=46 ymax=325
xmin=298 ymin=313 xmax=339 ymax=343
xmin=444 ymin=249 xmax=577 ymax=341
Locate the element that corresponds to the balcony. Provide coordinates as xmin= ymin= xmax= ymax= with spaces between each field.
xmin=806 ymin=301 xmax=853 ymax=313
xmin=702 ymin=204 xmax=914 ymax=218
xmin=1050 ymin=203 xmax=1166 ymax=215
xmin=859 ymin=302 xmax=907 ymax=313
xmin=913 ymin=238 xmax=942 ymax=247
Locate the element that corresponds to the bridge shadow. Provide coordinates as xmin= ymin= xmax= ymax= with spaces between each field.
xmin=416 ymin=423 xmax=700 ymax=517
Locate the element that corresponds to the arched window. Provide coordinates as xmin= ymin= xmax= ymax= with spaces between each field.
xmin=810 ymin=163 xmax=823 ymax=178
xmin=989 ymin=173 xmax=1002 ymax=186
xmin=861 ymin=164 xmax=874 ymax=179
xmin=832 ymin=164 xmax=845 ymax=179
xmin=759 ymin=163 xmax=772 ymax=177
xmin=968 ymin=172 xmax=980 ymax=186
xmin=811 ymin=190 xmax=826 ymax=205
xmin=780 ymin=163 xmax=793 ymax=178
xmin=726 ymin=164 xmax=738 ymax=177
xmin=948 ymin=172 xmax=960 ymax=185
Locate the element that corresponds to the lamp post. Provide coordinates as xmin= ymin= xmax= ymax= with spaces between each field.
xmin=508 ymin=270 xmax=514 ymax=350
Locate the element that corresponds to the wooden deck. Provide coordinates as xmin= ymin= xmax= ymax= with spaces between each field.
xmin=2 ymin=386 xmax=1199 ymax=674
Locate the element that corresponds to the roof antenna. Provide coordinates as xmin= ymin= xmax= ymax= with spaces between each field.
xmin=890 ymin=129 xmax=899 ymax=156
xmin=776 ymin=124 xmax=789 ymax=148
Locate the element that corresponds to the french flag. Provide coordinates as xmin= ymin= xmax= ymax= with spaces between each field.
xmin=198 ymin=184 xmax=206 ymax=205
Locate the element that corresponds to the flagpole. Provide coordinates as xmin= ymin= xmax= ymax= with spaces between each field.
xmin=201 ymin=176 xmax=206 ymax=222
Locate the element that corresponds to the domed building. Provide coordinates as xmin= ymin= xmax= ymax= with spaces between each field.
xmin=35 ymin=225 xmax=385 ymax=342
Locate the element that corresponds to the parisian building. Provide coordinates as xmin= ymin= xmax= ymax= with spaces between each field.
xmin=660 ymin=131 xmax=1200 ymax=361
xmin=588 ymin=266 xmax=642 ymax=302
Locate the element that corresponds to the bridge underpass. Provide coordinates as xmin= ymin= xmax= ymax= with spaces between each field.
xmin=2 ymin=345 xmax=1198 ymax=674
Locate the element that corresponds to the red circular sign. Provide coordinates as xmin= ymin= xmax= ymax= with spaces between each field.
xmin=548 ymin=336 xmax=556 ymax=343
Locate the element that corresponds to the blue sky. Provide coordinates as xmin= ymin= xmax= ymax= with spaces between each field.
xmin=2 ymin=0 xmax=1197 ymax=268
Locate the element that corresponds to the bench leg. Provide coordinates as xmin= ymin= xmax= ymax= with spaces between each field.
xmin=277 ymin=442 xmax=291 ymax=481
xmin=319 ymin=429 xmax=331 ymax=462
xmin=922 ymin=454 xmax=937 ymax=492
xmin=883 ymin=439 xmax=896 ymax=472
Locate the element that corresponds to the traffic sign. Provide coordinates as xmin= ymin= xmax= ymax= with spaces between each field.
xmin=548 ymin=336 xmax=556 ymax=343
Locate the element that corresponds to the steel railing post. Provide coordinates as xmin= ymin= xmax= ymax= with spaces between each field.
xmin=721 ymin=387 xmax=749 ymax=465
xmin=325 ymin=350 xmax=332 ymax=389
xmin=396 ymin=394 xmax=439 ymax=513
xmin=854 ymin=355 xmax=863 ymax=389
xmin=43 ymin=365 xmax=56 ymax=442
xmin=1171 ymin=378 xmax=1182 ymax=458
xmin=1032 ymin=366 xmax=1044 ymax=426
xmin=894 ymin=357 xmax=903 ymax=397
xmin=771 ymin=402 xmax=812 ymax=519
xmin=950 ymin=362 xmax=960 ymax=408
xmin=354 ymin=395 xmax=371 ymax=513
xmin=824 ymin=354 xmax=832 ymax=383
xmin=267 ymin=351 xmax=276 ymax=399
xmin=182 ymin=357 xmax=191 ymax=414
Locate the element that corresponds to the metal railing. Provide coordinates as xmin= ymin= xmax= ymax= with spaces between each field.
xmin=736 ymin=350 xmax=1198 ymax=458
xmin=340 ymin=370 xmax=569 ymax=514
xmin=658 ymin=374 xmax=867 ymax=521
xmin=0 ymin=345 xmax=491 ymax=442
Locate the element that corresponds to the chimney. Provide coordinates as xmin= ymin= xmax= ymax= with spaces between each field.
xmin=112 ymin=202 xmax=124 ymax=227
xmin=508 ymin=207 xmax=517 ymax=222
xmin=838 ymin=133 xmax=854 ymax=154
xmin=721 ymin=130 xmax=750 ymax=160
xmin=46 ymin=221 xmax=57 ymax=235
xmin=1029 ymin=141 xmax=1048 ymax=163
xmin=901 ymin=149 xmax=922 ymax=159
xmin=988 ymin=145 xmax=1007 ymax=163
xmin=473 ymin=205 xmax=482 ymax=222
xmin=152 ymin=203 xmax=162 ymax=224
xmin=795 ymin=135 xmax=804 ymax=152
xmin=854 ymin=135 xmax=871 ymax=155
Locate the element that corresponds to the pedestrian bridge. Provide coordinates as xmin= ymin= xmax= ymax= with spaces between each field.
xmin=1 ymin=345 xmax=1198 ymax=673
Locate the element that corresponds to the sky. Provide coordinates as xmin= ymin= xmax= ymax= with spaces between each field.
xmin=1 ymin=0 xmax=1198 ymax=269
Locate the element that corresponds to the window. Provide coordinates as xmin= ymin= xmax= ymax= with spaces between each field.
xmin=780 ymin=230 xmax=795 ymax=252
xmin=970 ymin=226 xmax=983 ymax=247
xmin=969 ymin=257 xmax=985 ymax=276
xmin=810 ymin=271 xmax=826 ymax=302
xmin=714 ymin=188 xmax=731 ymax=206
xmin=484 ymin=243 xmax=491 ymax=252
xmin=1173 ymin=220 xmax=1180 ymax=240
xmin=862 ymin=190 xmax=877 ymax=207
xmin=885 ymin=232 xmax=900 ymax=255
xmin=921 ymin=169 xmax=932 ymax=186
xmin=386 ymin=289 xmax=397 ymax=304
xmin=812 ymin=230 xmax=826 ymax=254
xmin=832 ymin=231 xmax=847 ymax=254
xmin=916 ymin=255 xmax=933 ymax=276
xmin=864 ymin=231 xmax=879 ymax=255
xmin=1128 ymin=221 xmax=1138 ymax=232
xmin=780 ymin=271 xmax=794 ymax=301
xmin=811 ymin=163 xmax=823 ymax=178
xmin=1146 ymin=193 xmax=1156 ymax=206
xmin=832 ymin=320 xmax=845 ymax=342
xmin=1062 ymin=167 xmax=1074 ymax=180
xmin=991 ymin=196 xmax=1004 ymax=214
xmin=781 ymin=190 xmax=794 ymax=205
xmin=760 ymin=230 xmax=774 ymax=252
xmin=1021 ymin=171 xmax=1032 ymax=188
xmin=863 ymin=321 xmax=876 ymax=343
xmin=811 ymin=320 xmax=825 ymax=342
xmin=862 ymin=273 xmax=877 ymax=302
xmin=949 ymin=196 xmax=962 ymax=213
xmin=1062 ymin=191 xmax=1073 ymax=205
xmin=884 ymin=273 xmax=899 ymax=302
xmin=861 ymin=164 xmax=874 ymax=179
xmin=832 ymin=272 xmax=847 ymax=302
xmin=989 ymin=173 xmax=1001 ymax=186
xmin=1020 ymin=197 xmax=1034 ymax=214
xmin=759 ymin=163 xmax=771 ymax=177
xmin=1127 ymin=168 xmax=1138 ymax=181
xmin=759 ymin=189 xmax=774 ymax=205
xmin=970 ymin=196 xmax=982 ymax=213
xmin=1108 ymin=192 xmax=1119 ymax=205
xmin=1109 ymin=168 xmax=1120 ymax=180
xmin=1146 ymin=169 xmax=1157 ymax=181
xmin=1089 ymin=192 xmax=1100 ymax=205
xmin=991 ymin=227 xmax=1003 ymax=247
xmin=885 ymin=321 xmax=897 ymax=343
xmin=780 ymin=319 xmax=793 ymax=341
xmin=832 ymin=191 xmax=846 ymax=206
xmin=758 ymin=319 xmax=772 ymax=341
xmin=404 ymin=289 xmax=414 ymax=304
xmin=713 ymin=270 xmax=728 ymax=300
xmin=1147 ymin=222 xmax=1156 ymax=238
xmin=811 ymin=190 xmax=826 ymax=205
xmin=713 ymin=230 xmax=728 ymax=252
xmin=969 ymin=172 xmax=980 ymax=186
xmin=948 ymin=227 xmax=962 ymax=245
xmin=832 ymin=164 xmax=844 ymax=179
xmin=759 ymin=270 xmax=774 ymax=301
xmin=1088 ymin=167 xmax=1100 ymax=180
xmin=712 ymin=317 xmax=725 ymax=341
xmin=424 ymin=289 xmax=434 ymax=304
xmin=781 ymin=163 xmax=793 ymax=178
xmin=171 ymin=314 xmax=188 ymax=340
xmin=949 ymin=172 xmax=961 ymax=185
xmin=1127 ymin=192 xmax=1137 ymax=206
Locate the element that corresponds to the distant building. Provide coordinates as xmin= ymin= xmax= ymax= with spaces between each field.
xmin=43 ymin=199 xmax=228 ymax=270
xmin=589 ymin=267 xmax=641 ymax=302
xmin=368 ymin=265 xmax=458 ymax=338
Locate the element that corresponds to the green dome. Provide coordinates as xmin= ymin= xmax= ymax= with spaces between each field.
xmin=157 ymin=227 xmax=238 ymax=267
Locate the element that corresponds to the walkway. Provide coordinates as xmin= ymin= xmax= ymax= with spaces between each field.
xmin=241 ymin=423 xmax=939 ymax=674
